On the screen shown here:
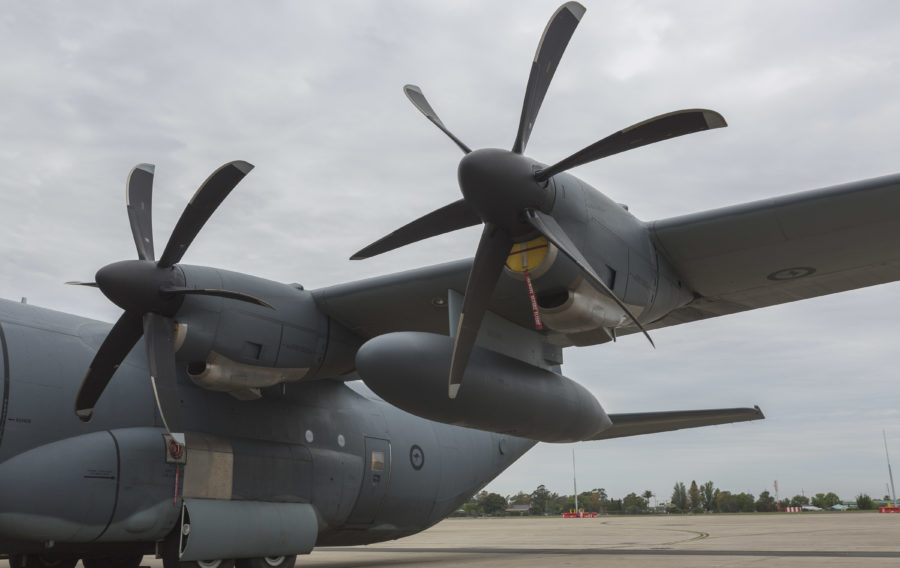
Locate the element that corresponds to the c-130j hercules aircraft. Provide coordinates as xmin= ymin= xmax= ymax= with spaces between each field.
xmin=2 ymin=2 xmax=899 ymax=567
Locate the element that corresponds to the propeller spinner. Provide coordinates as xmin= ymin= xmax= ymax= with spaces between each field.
xmin=352 ymin=2 xmax=727 ymax=398
xmin=71 ymin=161 xmax=271 ymax=435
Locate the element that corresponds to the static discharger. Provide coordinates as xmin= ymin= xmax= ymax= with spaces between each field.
xmin=506 ymin=237 xmax=550 ymax=330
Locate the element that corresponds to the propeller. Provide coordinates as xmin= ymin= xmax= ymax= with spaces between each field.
xmin=352 ymin=2 xmax=727 ymax=398
xmin=512 ymin=2 xmax=586 ymax=155
xmin=72 ymin=161 xmax=271 ymax=435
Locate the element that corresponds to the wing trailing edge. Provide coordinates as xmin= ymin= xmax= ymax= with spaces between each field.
xmin=591 ymin=406 xmax=764 ymax=440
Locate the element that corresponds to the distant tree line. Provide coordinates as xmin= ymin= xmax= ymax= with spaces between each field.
xmin=451 ymin=482 xmax=884 ymax=517
xmin=453 ymin=485 xmax=656 ymax=517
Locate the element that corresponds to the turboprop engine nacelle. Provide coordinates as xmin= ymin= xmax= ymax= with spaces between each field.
xmin=356 ymin=332 xmax=612 ymax=443
xmin=174 ymin=266 xmax=360 ymax=392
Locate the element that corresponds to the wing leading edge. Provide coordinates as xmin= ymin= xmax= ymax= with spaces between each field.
xmin=592 ymin=406 xmax=764 ymax=440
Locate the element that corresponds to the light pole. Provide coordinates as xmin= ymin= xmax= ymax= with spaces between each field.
xmin=572 ymin=448 xmax=578 ymax=515
xmin=884 ymin=430 xmax=896 ymax=502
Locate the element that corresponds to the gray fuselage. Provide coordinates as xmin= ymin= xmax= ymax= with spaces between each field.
xmin=0 ymin=298 xmax=534 ymax=556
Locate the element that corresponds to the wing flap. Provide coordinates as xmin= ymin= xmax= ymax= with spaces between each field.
xmin=592 ymin=406 xmax=764 ymax=440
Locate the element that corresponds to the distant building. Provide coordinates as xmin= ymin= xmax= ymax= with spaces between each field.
xmin=505 ymin=504 xmax=531 ymax=516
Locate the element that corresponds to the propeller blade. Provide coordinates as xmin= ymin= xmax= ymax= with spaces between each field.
xmin=159 ymin=285 xmax=275 ymax=309
xmin=74 ymin=310 xmax=144 ymax=421
xmin=126 ymin=163 xmax=156 ymax=261
xmin=157 ymin=160 xmax=254 ymax=268
xmin=66 ymin=281 xmax=98 ymax=287
xmin=351 ymin=199 xmax=482 ymax=260
xmin=535 ymin=109 xmax=727 ymax=181
xmin=524 ymin=209 xmax=654 ymax=347
xmin=143 ymin=313 xmax=183 ymax=434
xmin=448 ymin=223 xmax=514 ymax=398
xmin=511 ymin=2 xmax=586 ymax=155
xmin=404 ymin=85 xmax=471 ymax=154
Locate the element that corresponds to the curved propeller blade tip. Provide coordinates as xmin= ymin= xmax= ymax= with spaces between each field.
xmin=562 ymin=1 xmax=586 ymax=20
xmin=231 ymin=160 xmax=255 ymax=174
xmin=75 ymin=408 xmax=94 ymax=422
xmin=702 ymin=110 xmax=728 ymax=129
xmin=448 ymin=383 xmax=460 ymax=399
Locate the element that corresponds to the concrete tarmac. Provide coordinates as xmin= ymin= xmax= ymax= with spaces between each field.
xmin=304 ymin=514 xmax=900 ymax=567
xmin=3 ymin=513 xmax=899 ymax=567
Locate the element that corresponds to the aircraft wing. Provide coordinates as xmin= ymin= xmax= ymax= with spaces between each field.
xmin=316 ymin=174 xmax=900 ymax=342
xmin=648 ymin=173 xmax=900 ymax=329
xmin=591 ymin=406 xmax=764 ymax=440
xmin=314 ymin=259 xmax=542 ymax=339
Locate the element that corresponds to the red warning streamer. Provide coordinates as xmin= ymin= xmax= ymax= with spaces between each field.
xmin=173 ymin=465 xmax=180 ymax=506
xmin=524 ymin=270 xmax=543 ymax=330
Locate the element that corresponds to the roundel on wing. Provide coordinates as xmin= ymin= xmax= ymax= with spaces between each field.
xmin=767 ymin=267 xmax=816 ymax=281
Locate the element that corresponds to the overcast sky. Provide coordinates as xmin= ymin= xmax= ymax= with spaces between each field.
xmin=1 ymin=1 xmax=899 ymax=505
